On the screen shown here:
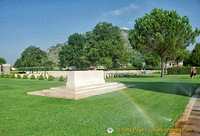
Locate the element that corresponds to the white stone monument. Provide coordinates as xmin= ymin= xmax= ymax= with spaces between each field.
xmin=2 ymin=64 xmax=10 ymax=75
xmin=28 ymin=71 xmax=134 ymax=100
xmin=0 ymin=65 xmax=1 ymax=74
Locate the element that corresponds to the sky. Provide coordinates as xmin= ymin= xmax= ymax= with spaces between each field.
xmin=0 ymin=0 xmax=200 ymax=65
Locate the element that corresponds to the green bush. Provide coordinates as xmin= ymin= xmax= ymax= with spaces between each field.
xmin=5 ymin=74 xmax=10 ymax=78
xmin=10 ymin=73 xmax=15 ymax=78
xmin=39 ymin=74 xmax=44 ymax=80
xmin=132 ymin=60 xmax=143 ymax=70
xmin=48 ymin=75 xmax=54 ymax=81
xmin=0 ymin=73 xmax=4 ymax=78
xmin=22 ymin=75 xmax=28 ymax=79
xmin=17 ymin=74 xmax=21 ymax=79
xmin=58 ymin=76 xmax=64 ymax=81
xmin=30 ymin=75 xmax=35 ymax=80
xmin=167 ymin=67 xmax=200 ymax=74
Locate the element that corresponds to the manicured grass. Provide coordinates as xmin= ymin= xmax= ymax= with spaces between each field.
xmin=0 ymin=74 xmax=199 ymax=136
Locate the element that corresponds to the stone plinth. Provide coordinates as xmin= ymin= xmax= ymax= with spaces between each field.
xmin=66 ymin=71 xmax=105 ymax=90
xmin=2 ymin=64 xmax=10 ymax=75
xmin=27 ymin=71 xmax=134 ymax=100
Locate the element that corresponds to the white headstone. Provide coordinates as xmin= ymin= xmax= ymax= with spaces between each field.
xmin=2 ymin=64 xmax=10 ymax=75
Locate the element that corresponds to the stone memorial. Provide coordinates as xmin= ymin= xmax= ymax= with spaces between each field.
xmin=0 ymin=65 xmax=1 ymax=74
xmin=28 ymin=71 xmax=134 ymax=100
xmin=2 ymin=64 xmax=10 ymax=75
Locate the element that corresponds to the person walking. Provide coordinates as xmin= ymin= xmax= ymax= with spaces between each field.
xmin=192 ymin=67 xmax=197 ymax=79
xmin=190 ymin=67 xmax=193 ymax=79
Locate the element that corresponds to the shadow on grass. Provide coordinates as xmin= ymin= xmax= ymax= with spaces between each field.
xmin=122 ymin=81 xmax=200 ymax=97
xmin=121 ymin=75 xmax=159 ymax=78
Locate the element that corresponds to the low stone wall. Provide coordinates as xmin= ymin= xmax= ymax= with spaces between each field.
xmin=19 ymin=70 xmax=160 ymax=79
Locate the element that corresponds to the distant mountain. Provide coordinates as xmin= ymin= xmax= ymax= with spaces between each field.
xmin=45 ymin=28 xmax=144 ymax=64
xmin=45 ymin=43 xmax=64 ymax=64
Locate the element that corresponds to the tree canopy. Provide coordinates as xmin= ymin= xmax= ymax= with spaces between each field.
xmin=129 ymin=8 xmax=200 ymax=77
xmin=190 ymin=43 xmax=200 ymax=66
xmin=0 ymin=57 xmax=6 ymax=65
xmin=86 ymin=22 xmax=131 ymax=69
xmin=58 ymin=22 xmax=131 ymax=69
xmin=144 ymin=54 xmax=160 ymax=69
xmin=14 ymin=46 xmax=53 ymax=68
xmin=58 ymin=33 xmax=89 ymax=69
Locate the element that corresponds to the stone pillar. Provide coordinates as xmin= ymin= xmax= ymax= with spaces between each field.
xmin=2 ymin=64 xmax=10 ymax=75
xmin=0 ymin=65 xmax=1 ymax=74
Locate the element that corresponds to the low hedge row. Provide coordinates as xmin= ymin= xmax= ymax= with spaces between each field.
xmin=0 ymin=73 xmax=65 ymax=82
xmin=167 ymin=67 xmax=200 ymax=74
xmin=18 ymin=67 xmax=52 ymax=71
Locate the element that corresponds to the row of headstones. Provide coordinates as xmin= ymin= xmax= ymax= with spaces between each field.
xmin=104 ymin=72 xmax=141 ymax=78
xmin=0 ymin=64 xmax=10 ymax=75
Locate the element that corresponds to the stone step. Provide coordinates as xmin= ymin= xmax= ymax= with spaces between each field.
xmin=47 ymin=83 xmax=134 ymax=100
xmin=42 ymin=90 xmax=56 ymax=94
xmin=74 ymin=84 xmax=132 ymax=99
xmin=50 ymin=82 xmax=120 ymax=92
xmin=28 ymin=82 xmax=134 ymax=100
xmin=77 ymin=84 xmax=126 ymax=93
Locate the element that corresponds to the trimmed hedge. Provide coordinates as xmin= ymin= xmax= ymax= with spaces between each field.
xmin=10 ymin=73 xmax=15 ymax=78
xmin=39 ymin=75 xmax=44 ymax=80
xmin=58 ymin=76 xmax=64 ymax=81
xmin=22 ymin=75 xmax=28 ymax=79
xmin=30 ymin=75 xmax=36 ymax=80
xmin=48 ymin=75 xmax=54 ymax=81
xmin=17 ymin=74 xmax=21 ymax=79
xmin=5 ymin=74 xmax=10 ymax=78
xmin=167 ymin=67 xmax=200 ymax=74
xmin=0 ymin=73 xmax=4 ymax=78
xmin=18 ymin=67 xmax=52 ymax=71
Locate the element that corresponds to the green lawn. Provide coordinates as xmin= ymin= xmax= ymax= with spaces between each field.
xmin=0 ymin=74 xmax=199 ymax=136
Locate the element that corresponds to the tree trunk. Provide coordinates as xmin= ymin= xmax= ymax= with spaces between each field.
xmin=164 ymin=58 xmax=167 ymax=74
xmin=161 ymin=57 xmax=165 ymax=78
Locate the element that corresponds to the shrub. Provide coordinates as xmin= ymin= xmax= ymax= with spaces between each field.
xmin=0 ymin=73 xmax=4 ymax=78
xmin=22 ymin=75 xmax=28 ymax=79
xmin=5 ymin=74 xmax=10 ymax=78
xmin=39 ymin=74 xmax=44 ymax=80
xmin=167 ymin=67 xmax=200 ymax=74
xmin=48 ymin=75 xmax=54 ymax=81
xmin=10 ymin=73 xmax=15 ymax=78
xmin=17 ymin=74 xmax=21 ymax=79
xmin=132 ymin=59 xmax=143 ymax=70
xmin=30 ymin=75 xmax=35 ymax=80
xmin=58 ymin=76 xmax=64 ymax=81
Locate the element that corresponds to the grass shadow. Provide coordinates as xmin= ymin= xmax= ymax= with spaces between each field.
xmin=121 ymin=81 xmax=200 ymax=97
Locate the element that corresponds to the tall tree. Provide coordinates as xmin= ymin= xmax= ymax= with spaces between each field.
xmin=145 ymin=54 xmax=160 ymax=69
xmin=86 ymin=22 xmax=131 ymax=69
xmin=175 ymin=49 xmax=190 ymax=65
xmin=129 ymin=8 xmax=200 ymax=77
xmin=0 ymin=57 xmax=6 ymax=65
xmin=58 ymin=33 xmax=89 ymax=69
xmin=14 ymin=46 xmax=51 ymax=67
xmin=190 ymin=43 xmax=200 ymax=66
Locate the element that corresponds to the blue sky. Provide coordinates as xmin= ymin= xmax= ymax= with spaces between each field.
xmin=0 ymin=0 xmax=200 ymax=65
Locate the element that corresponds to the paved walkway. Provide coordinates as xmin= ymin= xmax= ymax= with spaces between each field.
xmin=168 ymin=88 xmax=200 ymax=136
xmin=182 ymin=97 xmax=200 ymax=136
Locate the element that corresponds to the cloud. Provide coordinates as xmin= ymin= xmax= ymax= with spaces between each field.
xmin=103 ymin=3 xmax=138 ymax=16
